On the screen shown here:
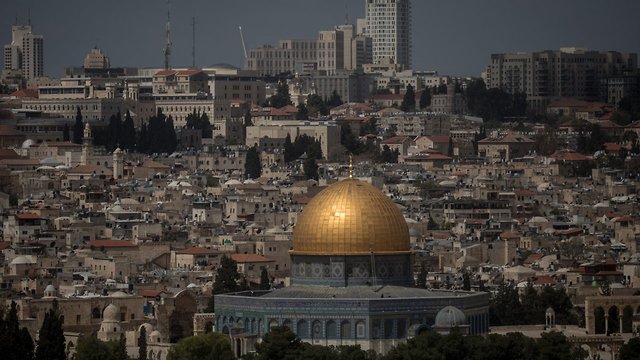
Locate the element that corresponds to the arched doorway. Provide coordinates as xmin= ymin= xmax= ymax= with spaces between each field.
xmin=622 ymin=305 xmax=633 ymax=333
xmin=594 ymin=307 xmax=605 ymax=334
xmin=608 ymin=306 xmax=619 ymax=335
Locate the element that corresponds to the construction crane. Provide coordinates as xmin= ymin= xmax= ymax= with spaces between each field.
xmin=238 ymin=26 xmax=248 ymax=61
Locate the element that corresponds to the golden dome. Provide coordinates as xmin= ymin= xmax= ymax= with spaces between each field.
xmin=292 ymin=178 xmax=410 ymax=255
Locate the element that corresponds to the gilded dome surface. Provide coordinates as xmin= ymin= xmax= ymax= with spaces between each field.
xmin=292 ymin=178 xmax=410 ymax=255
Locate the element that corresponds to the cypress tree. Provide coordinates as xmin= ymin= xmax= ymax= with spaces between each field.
xmin=259 ymin=268 xmax=270 ymax=290
xmin=62 ymin=123 xmax=70 ymax=142
xmin=138 ymin=326 xmax=147 ymax=360
xmin=244 ymin=146 xmax=262 ymax=179
xmin=73 ymin=107 xmax=83 ymax=144
xmin=35 ymin=300 xmax=66 ymax=360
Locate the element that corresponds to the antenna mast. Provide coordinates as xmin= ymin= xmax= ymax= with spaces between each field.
xmin=162 ymin=1 xmax=172 ymax=70
xmin=239 ymin=26 xmax=248 ymax=61
xmin=192 ymin=16 xmax=196 ymax=68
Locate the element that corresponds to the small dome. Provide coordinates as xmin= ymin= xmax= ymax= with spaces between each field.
xmin=44 ymin=284 xmax=57 ymax=297
xmin=139 ymin=323 xmax=154 ymax=334
xmin=111 ymin=291 xmax=129 ymax=298
xmin=149 ymin=330 xmax=163 ymax=343
xmin=435 ymin=306 xmax=467 ymax=328
xmin=11 ymin=256 xmax=34 ymax=265
xmin=546 ymin=307 xmax=555 ymax=314
xmin=103 ymin=303 xmax=119 ymax=321
xmin=22 ymin=139 xmax=36 ymax=149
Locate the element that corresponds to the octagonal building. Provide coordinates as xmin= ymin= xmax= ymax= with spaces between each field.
xmin=215 ymin=178 xmax=489 ymax=356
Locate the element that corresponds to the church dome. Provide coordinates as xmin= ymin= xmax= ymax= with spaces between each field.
xmin=292 ymin=178 xmax=410 ymax=255
xmin=435 ymin=306 xmax=467 ymax=328
xmin=103 ymin=303 xmax=119 ymax=322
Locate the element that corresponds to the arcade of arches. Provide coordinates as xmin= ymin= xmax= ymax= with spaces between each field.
xmin=585 ymin=296 xmax=640 ymax=335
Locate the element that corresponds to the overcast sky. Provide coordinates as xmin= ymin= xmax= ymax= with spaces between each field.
xmin=2 ymin=0 xmax=639 ymax=78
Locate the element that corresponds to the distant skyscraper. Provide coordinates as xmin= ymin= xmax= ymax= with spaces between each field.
xmin=365 ymin=0 xmax=411 ymax=69
xmin=3 ymin=24 xmax=44 ymax=81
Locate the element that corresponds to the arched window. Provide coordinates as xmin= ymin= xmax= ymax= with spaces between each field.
xmin=326 ymin=320 xmax=337 ymax=339
xmin=297 ymin=320 xmax=308 ymax=337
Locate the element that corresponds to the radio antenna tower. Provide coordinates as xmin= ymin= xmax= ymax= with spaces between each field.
xmin=162 ymin=0 xmax=172 ymax=70
xmin=191 ymin=16 xmax=196 ymax=68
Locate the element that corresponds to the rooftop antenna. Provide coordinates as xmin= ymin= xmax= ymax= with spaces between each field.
xmin=191 ymin=16 xmax=196 ymax=68
xmin=162 ymin=0 xmax=172 ymax=70
xmin=345 ymin=3 xmax=349 ymax=25
xmin=239 ymin=26 xmax=248 ymax=61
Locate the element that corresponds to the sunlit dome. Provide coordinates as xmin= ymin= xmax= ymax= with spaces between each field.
xmin=292 ymin=178 xmax=410 ymax=256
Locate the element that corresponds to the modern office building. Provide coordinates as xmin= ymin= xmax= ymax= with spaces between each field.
xmin=3 ymin=24 xmax=44 ymax=82
xmin=365 ymin=0 xmax=412 ymax=69
xmin=485 ymin=48 xmax=638 ymax=110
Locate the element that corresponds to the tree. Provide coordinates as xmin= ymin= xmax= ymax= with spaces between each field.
xmin=213 ymin=255 xmax=242 ymax=294
xmin=138 ymin=327 xmax=147 ymax=360
xmin=284 ymin=133 xmax=295 ymax=162
xmin=419 ymin=88 xmax=431 ymax=110
xmin=167 ymin=332 xmax=234 ymax=360
xmin=341 ymin=124 xmax=362 ymax=155
xmin=620 ymin=337 xmax=640 ymax=360
xmin=307 ymin=94 xmax=328 ymax=116
xmin=73 ymin=107 xmax=84 ymax=144
xmin=117 ymin=333 xmax=127 ymax=360
xmin=400 ymin=84 xmax=416 ymax=112
xmin=73 ymin=336 xmax=119 ymax=360
xmin=62 ymin=123 xmax=70 ymax=142
xmin=259 ymin=268 xmax=271 ymax=290
xmin=304 ymin=157 xmax=319 ymax=180
xmin=122 ymin=110 xmax=136 ymax=150
xmin=490 ymin=281 xmax=524 ymax=326
xmin=296 ymin=103 xmax=309 ymax=120
xmin=254 ymin=326 xmax=303 ymax=360
xmin=326 ymin=90 xmax=343 ymax=108
xmin=244 ymin=110 xmax=253 ymax=127
xmin=35 ymin=300 xmax=66 ymax=360
xmin=0 ymin=301 xmax=34 ymax=360
xmin=245 ymin=146 xmax=262 ymax=179
xmin=462 ymin=271 xmax=471 ymax=291
xmin=379 ymin=145 xmax=398 ymax=163
xmin=268 ymin=81 xmax=292 ymax=108
xmin=416 ymin=266 xmax=427 ymax=288
xmin=536 ymin=331 xmax=587 ymax=360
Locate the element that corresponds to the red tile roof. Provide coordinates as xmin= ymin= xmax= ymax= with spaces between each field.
xmin=15 ymin=213 xmax=42 ymax=220
xmin=154 ymin=70 xmax=177 ymax=76
xmin=381 ymin=136 xmax=411 ymax=145
xmin=9 ymin=89 xmax=38 ymax=98
xmin=0 ymin=242 xmax=11 ymax=251
xmin=550 ymin=150 xmax=590 ymax=161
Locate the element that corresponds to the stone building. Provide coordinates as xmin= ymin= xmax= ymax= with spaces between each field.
xmin=215 ymin=178 xmax=489 ymax=357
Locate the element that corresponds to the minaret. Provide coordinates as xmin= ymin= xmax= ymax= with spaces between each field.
xmin=113 ymin=147 xmax=124 ymax=179
xmin=81 ymin=122 xmax=93 ymax=166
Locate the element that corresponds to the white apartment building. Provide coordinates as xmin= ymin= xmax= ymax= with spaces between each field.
xmin=3 ymin=24 xmax=44 ymax=81
xmin=365 ymin=0 xmax=412 ymax=69
xmin=486 ymin=48 xmax=638 ymax=110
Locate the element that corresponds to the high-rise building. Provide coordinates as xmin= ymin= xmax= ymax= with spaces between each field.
xmin=486 ymin=48 xmax=638 ymax=110
xmin=3 ymin=24 xmax=44 ymax=81
xmin=365 ymin=0 xmax=412 ymax=69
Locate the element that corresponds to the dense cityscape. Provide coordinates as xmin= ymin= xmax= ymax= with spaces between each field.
xmin=1 ymin=0 xmax=640 ymax=359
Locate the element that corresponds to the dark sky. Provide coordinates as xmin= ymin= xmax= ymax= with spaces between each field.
xmin=2 ymin=0 xmax=639 ymax=78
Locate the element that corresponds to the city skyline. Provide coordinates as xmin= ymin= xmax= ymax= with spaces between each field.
xmin=2 ymin=0 xmax=639 ymax=77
